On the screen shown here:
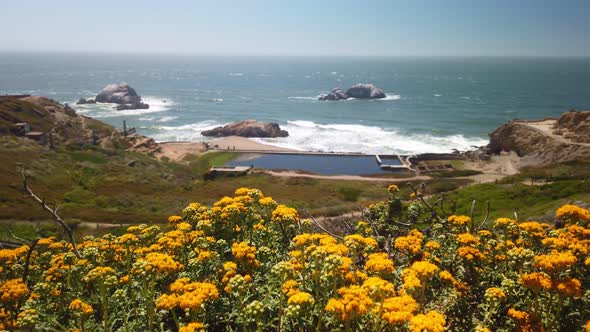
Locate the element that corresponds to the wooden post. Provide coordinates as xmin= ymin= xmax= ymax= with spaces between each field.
xmin=123 ymin=120 xmax=127 ymax=137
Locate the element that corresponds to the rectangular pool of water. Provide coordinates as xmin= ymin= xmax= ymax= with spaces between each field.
xmin=225 ymin=153 xmax=404 ymax=176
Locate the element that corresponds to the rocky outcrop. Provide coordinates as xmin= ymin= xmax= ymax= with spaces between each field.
xmin=76 ymin=98 xmax=95 ymax=105
xmin=95 ymin=83 xmax=149 ymax=110
xmin=319 ymin=88 xmax=350 ymax=101
xmin=345 ymin=83 xmax=386 ymax=99
xmin=201 ymin=120 xmax=289 ymax=138
xmin=487 ymin=111 xmax=590 ymax=166
xmin=319 ymin=83 xmax=386 ymax=101
xmin=554 ymin=110 xmax=590 ymax=143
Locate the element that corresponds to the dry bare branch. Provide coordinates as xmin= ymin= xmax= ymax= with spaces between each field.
xmin=21 ymin=167 xmax=81 ymax=258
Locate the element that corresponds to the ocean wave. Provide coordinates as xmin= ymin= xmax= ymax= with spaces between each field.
xmin=148 ymin=118 xmax=488 ymax=154
xmin=150 ymin=120 xmax=223 ymax=142
xmin=73 ymin=96 xmax=173 ymax=118
xmin=288 ymin=96 xmax=319 ymax=100
xmin=253 ymin=120 xmax=488 ymax=155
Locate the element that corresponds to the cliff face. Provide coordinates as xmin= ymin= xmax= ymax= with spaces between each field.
xmin=554 ymin=110 xmax=590 ymax=143
xmin=488 ymin=111 xmax=590 ymax=166
xmin=0 ymin=96 xmax=114 ymax=144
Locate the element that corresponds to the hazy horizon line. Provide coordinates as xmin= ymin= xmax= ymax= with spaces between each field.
xmin=1 ymin=49 xmax=589 ymax=59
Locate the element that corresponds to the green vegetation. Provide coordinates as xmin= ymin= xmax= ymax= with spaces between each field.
xmin=2 ymin=137 xmax=467 ymax=229
xmin=443 ymin=161 xmax=590 ymax=222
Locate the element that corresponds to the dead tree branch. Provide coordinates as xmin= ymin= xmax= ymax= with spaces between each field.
xmin=303 ymin=210 xmax=343 ymax=240
xmin=21 ymin=168 xmax=81 ymax=258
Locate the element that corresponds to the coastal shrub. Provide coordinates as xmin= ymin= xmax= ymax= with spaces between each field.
xmin=338 ymin=186 xmax=363 ymax=202
xmin=1 ymin=187 xmax=589 ymax=331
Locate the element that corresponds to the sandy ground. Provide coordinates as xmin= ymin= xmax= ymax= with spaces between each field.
xmin=208 ymin=136 xmax=296 ymax=152
xmin=156 ymin=141 xmax=208 ymax=161
xmin=257 ymin=170 xmax=431 ymax=182
xmin=524 ymin=119 xmax=590 ymax=147
xmin=463 ymin=151 xmax=521 ymax=183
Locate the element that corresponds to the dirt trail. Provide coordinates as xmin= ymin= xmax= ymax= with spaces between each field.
xmin=519 ymin=119 xmax=590 ymax=147
xmin=257 ymin=170 xmax=431 ymax=182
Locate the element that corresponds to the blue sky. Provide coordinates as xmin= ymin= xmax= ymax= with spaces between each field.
xmin=1 ymin=0 xmax=589 ymax=56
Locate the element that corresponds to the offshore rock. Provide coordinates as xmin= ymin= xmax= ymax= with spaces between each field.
xmin=201 ymin=120 xmax=289 ymax=138
xmin=95 ymin=83 xmax=149 ymax=110
xmin=319 ymin=83 xmax=386 ymax=100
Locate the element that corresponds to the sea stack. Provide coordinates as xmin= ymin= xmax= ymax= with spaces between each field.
xmin=319 ymin=83 xmax=386 ymax=101
xmin=86 ymin=83 xmax=150 ymax=110
xmin=201 ymin=120 xmax=289 ymax=138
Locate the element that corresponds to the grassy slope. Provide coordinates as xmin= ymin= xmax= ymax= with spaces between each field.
xmin=443 ymin=161 xmax=590 ymax=221
xmin=1 ymin=137 xmax=471 ymax=230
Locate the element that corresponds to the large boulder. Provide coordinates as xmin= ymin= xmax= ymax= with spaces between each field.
xmin=318 ymin=88 xmax=349 ymax=101
xmin=201 ymin=120 xmax=289 ymax=138
xmin=318 ymin=83 xmax=386 ymax=100
xmin=345 ymin=83 xmax=386 ymax=99
xmin=95 ymin=83 xmax=149 ymax=110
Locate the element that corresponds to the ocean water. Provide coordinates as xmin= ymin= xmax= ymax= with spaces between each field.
xmin=1 ymin=53 xmax=589 ymax=154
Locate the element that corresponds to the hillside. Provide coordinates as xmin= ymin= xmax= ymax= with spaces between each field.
xmin=487 ymin=110 xmax=590 ymax=166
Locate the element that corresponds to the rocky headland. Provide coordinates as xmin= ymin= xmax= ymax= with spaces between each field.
xmin=77 ymin=83 xmax=149 ymax=110
xmin=487 ymin=110 xmax=590 ymax=166
xmin=319 ymin=83 xmax=386 ymax=101
xmin=201 ymin=120 xmax=289 ymax=138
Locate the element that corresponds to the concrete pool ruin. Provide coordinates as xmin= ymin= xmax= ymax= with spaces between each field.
xmin=221 ymin=152 xmax=414 ymax=176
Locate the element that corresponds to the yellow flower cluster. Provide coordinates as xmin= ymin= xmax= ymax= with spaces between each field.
xmin=394 ymin=229 xmax=423 ymax=255
xmin=156 ymin=278 xmax=219 ymax=311
xmin=556 ymin=204 xmax=590 ymax=222
xmin=456 ymin=233 xmax=479 ymax=245
xmin=494 ymin=217 xmax=516 ymax=227
xmin=271 ymin=204 xmax=300 ymax=223
xmin=258 ymin=196 xmax=277 ymax=208
xmin=520 ymin=272 xmax=552 ymax=291
xmin=179 ymin=322 xmax=205 ymax=332
xmin=231 ymin=241 xmax=259 ymax=268
xmin=387 ymin=184 xmax=399 ymax=194
xmin=140 ymin=252 xmax=183 ymax=274
xmin=168 ymin=215 xmax=182 ymax=223
xmin=362 ymin=277 xmax=396 ymax=300
xmin=343 ymin=234 xmax=378 ymax=251
xmin=325 ymin=285 xmax=373 ymax=321
xmin=518 ymin=221 xmax=549 ymax=238
xmin=402 ymin=261 xmax=438 ymax=292
xmin=381 ymin=295 xmax=418 ymax=325
xmin=0 ymin=278 xmax=28 ymax=302
xmin=555 ymin=277 xmax=582 ymax=297
xmin=364 ymin=252 xmax=394 ymax=274
xmin=448 ymin=215 xmax=471 ymax=226
xmin=83 ymin=266 xmax=116 ymax=283
xmin=409 ymin=310 xmax=446 ymax=332
xmin=69 ymin=299 xmax=93 ymax=316
xmin=532 ymin=250 xmax=577 ymax=272
xmin=457 ymin=246 xmax=484 ymax=261
xmin=287 ymin=291 xmax=314 ymax=306
xmin=484 ymin=287 xmax=506 ymax=301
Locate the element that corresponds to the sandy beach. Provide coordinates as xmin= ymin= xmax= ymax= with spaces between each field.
xmin=208 ymin=136 xmax=296 ymax=152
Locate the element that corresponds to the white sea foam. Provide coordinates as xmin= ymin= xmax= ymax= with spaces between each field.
xmin=252 ymin=120 xmax=488 ymax=155
xmin=228 ymin=73 xmax=244 ymax=76
xmin=73 ymin=96 xmax=174 ymax=118
xmin=288 ymin=96 xmax=319 ymax=100
xmin=150 ymin=120 xmax=223 ymax=142
xmin=434 ymin=94 xmax=442 ymax=97
xmin=157 ymin=116 xmax=178 ymax=122
xmin=148 ymin=118 xmax=487 ymax=154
